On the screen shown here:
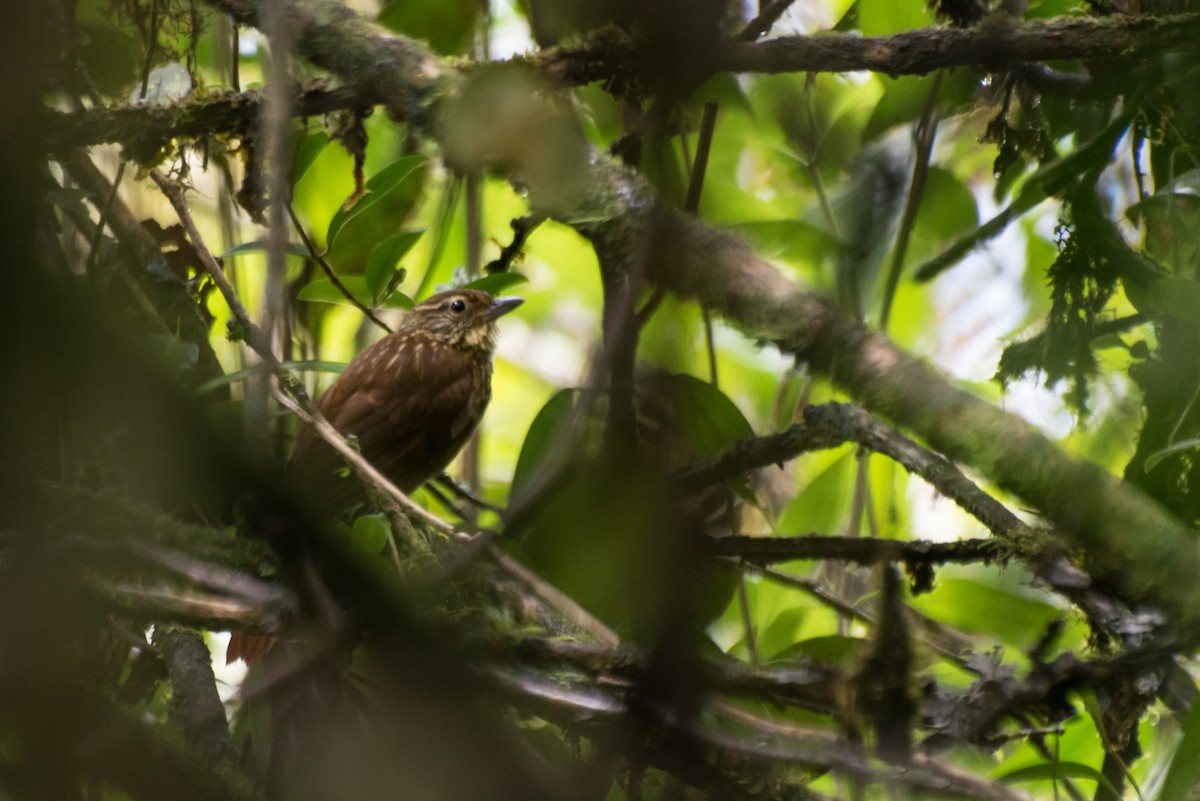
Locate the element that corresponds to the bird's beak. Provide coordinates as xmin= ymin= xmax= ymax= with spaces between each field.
xmin=483 ymin=296 xmax=524 ymax=320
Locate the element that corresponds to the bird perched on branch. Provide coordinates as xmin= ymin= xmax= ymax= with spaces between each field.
xmin=291 ymin=288 xmax=523 ymax=511
xmin=227 ymin=288 xmax=523 ymax=664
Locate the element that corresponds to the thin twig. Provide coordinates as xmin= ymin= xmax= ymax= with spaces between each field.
xmin=879 ymin=72 xmax=941 ymax=332
xmin=737 ymin=0 xmax=797 ymax=41
xmin=286 ymin=201 xmax=392 ymax=332
xmin=709 ymin=534 xmax=1002 ymax=566
xmin=151 ymin=173 xmax=281 ymax=366
xmin=84 ymin=160 xmax=127 ymax=276
xmin=676 ymin=402 xmax=1034 ymax=544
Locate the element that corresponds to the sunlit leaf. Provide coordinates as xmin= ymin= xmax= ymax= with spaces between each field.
xmin=326 ymin=156 xmax=426 ymax=249
xmin=222 ymin=239 xmax=312 ymax=259
xmin=772 ymin=634 xmax=867 ymax=667
xmin=291 ymin=130 xmax=330 ymax=186
xmin=298 ymin=277 xmax=413 ymax=310
xmin=777 ymin=450 xmax=855 ymax=535
xmin=351 ymin=514 xmax=391 ymax=556
xmin=366 ymin=230 xmax=424 ymax=301
xmin=911 ymin=577 xmax=1061 ymax=645
xmin=378 ymin=0 xmax=479 ymax=54
xmin=858 ymin=0 xmax=934 ymax=35
xmin=464 ymin=272 xmax=530 ymax=296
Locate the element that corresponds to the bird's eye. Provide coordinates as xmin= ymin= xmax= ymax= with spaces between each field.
xmin=449 ymin=299 xmax=467 ymax=313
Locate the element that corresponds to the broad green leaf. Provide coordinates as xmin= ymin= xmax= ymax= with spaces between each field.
xmin=858 ymin=0 xmax=933 ymax=35
xmin=997 ymin=761 xmax=1116 ymax=796
xmin=366 ymin=230 xmax=424 ymax=301
xmin=1124 ymin=275 xmax=1200 ymax=327
xmin=326 ymin=156 xmax=426 ymax=249
xmin=298 ymin=277 xmax=414 ymax=310
xmin=222 ymin=239 xmax=312 ymax=259
xmin=463 ymin=272 xmax=530 ymax=296
xmin=291 ymin=130 xmax=330 ymax=186
xmin=655 ymin=373 xmax=754 ymax=459
xmin=777 ymin=450 xmax=855 ymax=535
xmin=511 ymin=388 xmax=579 ymax=495
xmin=756 ymin=607 xmax=807 ymax=661
xmin=351 ymin=514 xmax=391 ymax=556
xmin=1160 ymin=684 xmax=1200 ymax=801
xmin=772 ymin=634 xmax=867 ymax=667
xmin=911 ymin=577 xmax=1061 ymax=645
xmin=913 ymin=167 xmax=980 ymax=242
xmin=378 ymin=0 xmax=479 ymax=54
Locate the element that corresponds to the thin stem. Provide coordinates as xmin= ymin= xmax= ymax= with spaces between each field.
xmin=286 ymin=201 xmax=392 ymax=332
xmin=879 ymin=72 xmax=942 ymax=332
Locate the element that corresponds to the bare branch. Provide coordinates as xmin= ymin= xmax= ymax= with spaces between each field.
xmin=707 ymin=534 xmax=1002 ymax=567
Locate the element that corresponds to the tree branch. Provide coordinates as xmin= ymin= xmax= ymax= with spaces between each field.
xmin=706 ymin=534 xmax=1002 ymax=567
xmin=45 ymin=83 xmax=382 ymax=155
xmin=712 ymin=13 xmax=1200 ymax=77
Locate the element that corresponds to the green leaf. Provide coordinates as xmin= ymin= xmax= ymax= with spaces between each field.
xmin=912 ymin=577 xmax=1061 ymax=645
xmin=351 ymin=514 xmax=391 ymax=556
xmin=378 ymin=0 xmax=479 ymax=54
xmin=997 ymin=761 xmax=1117 ymax=796
xmin=222 ymin=239 xmax=312 ymax=260
xmin=366 ymin=230 xmax=424 ymax=301
xmin=511 ymin=389 xmax=580 ymax=495
xmin=326 ymin=156 xmax=426 ymax=249
xmin=1125 ymin=275 xmax=1200 ymax=326
xmin=858 ymin=0 xmax=933 ymax=35
xmin=1160 ymin=681 xmax=1200 ymax=801
xmin=655 ymin=373 xmax=754 ymax=458
xmin=756 ymin=607 xmax=808 ymax=661
xmin=463 ymin=272 xmax=530 ymax=296
xmin=777 ymin=450 xmax=855 ymax=535
xmin=298 ymin=277 xmax=413 ymax=310
xmin=772 ymin=634 xmax=867 ymax=667
xmin=291 ymin=130 xmax=329 ymax=186
xmin=913 ymin=167 xmax=979 ymax=241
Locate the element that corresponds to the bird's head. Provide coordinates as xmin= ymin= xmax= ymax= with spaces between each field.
xmin=401 ymin=288 xmax=524 ymax=352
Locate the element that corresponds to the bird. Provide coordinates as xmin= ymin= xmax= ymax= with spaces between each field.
xmin=290 ymin=287 xmax=524 ymax=511
xmin=227 ymin=288 xmax=523 ymax=664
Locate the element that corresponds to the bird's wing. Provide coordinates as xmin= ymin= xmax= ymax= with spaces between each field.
xmin=288 ymin=336 xmax=484 ymax=506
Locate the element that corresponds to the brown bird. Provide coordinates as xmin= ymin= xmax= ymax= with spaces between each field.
xmin=228 ymin=288 xmax=522 ymax=663
xmin=290 ymin=287 xmax=523 ymax=511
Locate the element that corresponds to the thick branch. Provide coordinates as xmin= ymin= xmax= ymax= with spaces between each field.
xmin=713 ymin=13 xmax=1200 ymax=77
xmin=45 ymin=84 xmax=378 ymax=155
